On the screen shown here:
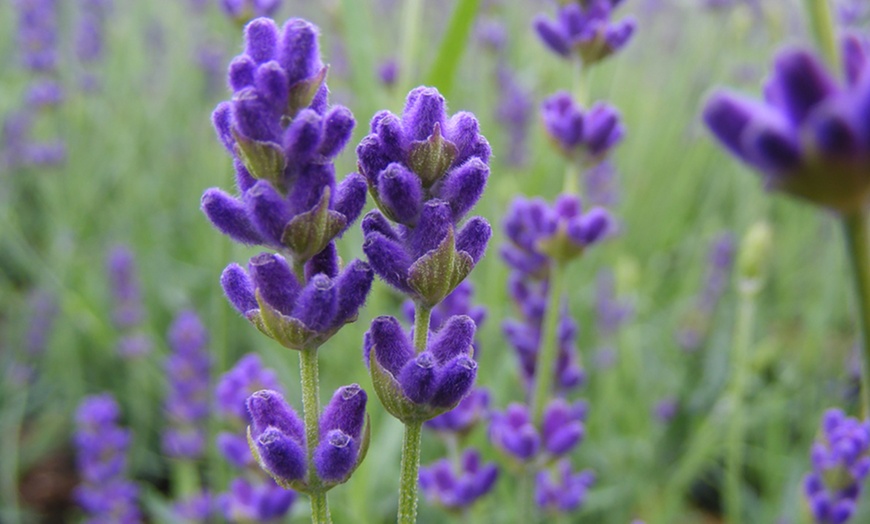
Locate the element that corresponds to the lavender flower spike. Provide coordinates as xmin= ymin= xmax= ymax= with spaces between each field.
xmin=221 ymin=252 xmax=373 ymax=351
xmin=703 ymin=41 xmax=870 ymax=214
xmin=419 ymin=448 xmax=499 ymax=511
xmin=535 ymin=460 xmax=596 ymax=513
xmin=365 ymin=315 xmax=478 ymax=422
xmin=533 ymin=1 xmax=635 ymax=64
xmin=489 ymin=399 xmax=587 ymax=463
xmin=803 ymin=409 xmax=870 ymax=524
xmin=542 ymin=91 xmax=625 ymax=163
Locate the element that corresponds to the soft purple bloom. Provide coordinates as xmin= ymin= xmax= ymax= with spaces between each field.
xmin=476 ymin=18 xmax=507 ymax=53
xmin=107 ymin=246 xmax=146 ymax=330
xmin=533 ymin=1 xmax=635 ymax=63
xmin=173 ymin=491 xmax=215 ymax=523
xmin=535 ymin=460 xmax=595 ymax=513
xmin=677 ymin=232 xmax=735 ymax=352
xmin=703 ymin=40 xmax=870 ymax=213
xmin=73 ymin=394 xmax=141 ymax=523
xmin=162 ymin=310 xmax=211 ymax=459
xmin=76 ymin=0 xmax=113 ymax=64
xmin=495 ymin=65 xmax=533 ymax=167
xmin=24 ymin=288 xmax=58 ymax=357
xmin=202 ymin=18 xmax=365 ymax=266
xmin=595 ymin=269 xmax=633 ymax=337
xmin=23 ymin=140 xmax=66 ymax=167
xmin=489 ymin=399 xmax=587 ymax=462
xmin=116 ymin=333 xmax=152 ymax=359
xmin=220 ymin=0 xmax=282 ymax=22
xmin=542 ymin=91 xmax=625 ymax=161
xmin=218 ymin=477 xmax=297 ymax=522
xmin=419 ymin=448 xmax=499 ymax=510
xmin=653 ymin=397 xmax=678 ymax=423
xmin=425 ymin=388 xmax=490 ymax=434
xmin=2 ymin=111 xmax=32 ymax=168
xmin=16 ymin=0 xmax=60 ymax=72
xmin=378 ymin=58 xmax=398 ymax=87
xmin=216 ymin=353 xmax=283 ymax=423
xmin=803 ymin=409 xmax=870 ymax=524
xmin=25 ymin=80 xmax=64 ymax=109
xmin=220 ymin=252 xmax=373 ymax=350
xmin=585 ymin=160 xmax=620 ymax=206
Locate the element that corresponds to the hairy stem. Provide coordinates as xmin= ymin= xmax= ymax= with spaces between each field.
xmin=725 ymin=286 xmax=756 ymax=524
xmin=531 ymin=262 xmax=566 ymax=423
xmin=299 ymin=348 xmax=331 ymax=524
xmin=803 ymin=0 xmax=839 ymax=67
xmin=398 ymin=420 xmax=424 ymax=524
xmin=843 ymin=212 xmax=870 ymax=419
xmin=413 ymin=305 xmax=432 ymax=354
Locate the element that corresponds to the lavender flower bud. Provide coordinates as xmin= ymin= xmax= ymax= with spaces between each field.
xmin=535 ymin=461 xmax=595 ymax=513
xmin=533 ymin=2 xmax=635 ymax=64
xmin=419 ymin=448 xmax=499 ymax=510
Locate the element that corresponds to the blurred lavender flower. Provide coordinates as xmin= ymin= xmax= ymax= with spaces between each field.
xmin=425 ymin=388 xmax=490 ymax=435
xmin=173 ymin=491 xmax=215 ymax=523
xmin=533 ymin=0 xmax=635 ymax=64
xmin=73 ymin=394 xmax=141 ymax=523
xmin=378 ymin=58 xmax=398 ymax=88
xmin=202 ymin=18 xmax=367 ymax=268
xmin=220 ymin=0 xmax=282 ymax=23
xmin=1 ymin=111 xmax=32 ymax=168
xmin=535 ymin=460 xmax=595 ymax=513
xmin=419 ymin=448 xmax=499 ymax=511
xmin=107 ymin=246 xmax=152 ymax=358
xmin=476 ymin=18 xmax=508 ymax=53
xmin=585 ymin=160 xmax=620 ymax=207
xmin=803 ymin=408 xmax=870 ymax=524
xmin=25 ymin=80 xmax=64 ymax=109
xmin=218 ymin=478 xmax=297 ymax=522
xmin=162 ymin=310 xmax=211 ymax=459
xmin=653 ymin=397 xmax=678 ymax=423
xmin=836 ymin=0 xmax=870 ymax=26
xmin=542 ymin=91 xmax=625 ymax=164
xmin=23 ymin=140 xmax=66 ymax=167
xmin=197 ymin=44 xmax=226 ymax=96
xmin=703 ymin=38 xmax=870 ymax=214
xmin=16 ymin=0 xmax=60 ymax=72
xmin=364 ymin=315 xmax=478 ymax=421
xmin=76 ymin=0 xmax=112 ymax=64
xmin=489 ymin=399 xmax=587 ymax=462
xmin=595 ymin=269 xmax=633 ymax=338
xmin=24 ymin=288 xmax=58 ymax=357
xmin=495 ymin=65 xmax=533 ymax=168
xmin=677 ymin=232 xmax=735 ymax=351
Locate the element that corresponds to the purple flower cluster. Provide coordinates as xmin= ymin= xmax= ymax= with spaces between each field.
xmin=419 ymin=449 xmax=499 ymax=511
xmin=221 ymin=251 xmax=373 ymax=351
xmin=106 ymin=246 xmax=152 ymax=359
xmin=364 ymin=315 xmax=478 ymax=421
xmin=535 ymin=460 xmax=596 ymax=513
xmin=495 ymin=65 xmax=534 ymax=168
xmin=703 ymin=37 xmax=870 ymax=214
xmin=677 ymin=232 xmax=736 ymax=351
xmin=402 ymin=281 xmax=487 ymax=354
xmin=534 ymin=0 xmax=636 ymax=64
xmin=162 ymin=310 xmax=211 ymax=459
xmin=173 ymin=492 xmax=215 ymax=523
xmin=76 ymin=0 xmax=112 ymax=64
xmin=203 ymin=18 xmax=367 ymax=266
xmin=357 ymin=87 xmax=492 ymax=307
xmin=585 ymin=160 xmax=620 ymax=207
xmin=220 ymin=0 xmax=282 ymax=23
xmin=73 ymin=394 xmax=141 ymax=523
xmin=215 ymin=354 xmax=296 ymax=521
xmin=247 ymin=387 xmax=369 ymax=488
xmin=16 ymin=0 xmax=59 ymax=72
xmin=804 ymin=409 xmax=870 ymax=524
xmin=490 ymin=399 xmax=587 ymax=463
xmin=542 ymin=91 xmax=625 ymax=163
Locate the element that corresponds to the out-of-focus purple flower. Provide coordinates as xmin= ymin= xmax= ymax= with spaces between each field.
xmin=585 ymin=160 xmax=620 ymax=207
xmin=803 ymin=408 xmax=870 ymax=524
xmin=73 ymin=394 xmax=141 ymax=523
xmin=595 ymin=269 xmax=633 ymax=337
xmin=107 ymin=246 xmax=146 ymax=330
xmin=202 ymin=18 xmax=366 ymax=267
xmin=489 ymin=399 xmax=587 ymax=462
xmin=25 ymin=80 xmax=64 ymax=109
xmin=16 ymin=0 xmax=60 ymax=72
xmin=24 ymin=288 xmax=58 ymax=357
xmin=419 ymin=448 xmax=499 ymax=510
xmin=116 ymin=333 xmax=152 ymax=359
xmin=677 ymin=232 xmax=735 ymax=352
xmin=218 ymin=477 xmax=297 ymax=522
xmin=364 ymin=315 xmax=478 ymax=421
xmin=76 ymin=0 xmax=112 ymax=65
xmin=216 ymin=353 xmax=283 ymax=423
xmin=1 ymin=111 xmax=32 ymax=168
xmin=425 ymin=388 xmax=490 ymax=435
xmin=173 ymin=491 xmax=215 ymax=523
xmin=837 ymin=0 xmax=870 ymax=26
xmin=533 ymin=1 xmax=635 ymax=64
xmin=542 ymin=91 xmax=625 ymax=162
xmin=220 ymin=252 xmax=373 ymax=351
xmin=535 ymin=460 xmax=595 ymax=513
xmin=220 ymin=0 xmax=282 ymax=23
xmin=197 ymin=44 xmax=226 ymax=96
xmin=476 ymin=18 xmax=507 ymax=53
xmin=247 ymin=386 xmax=368 ymax=487
xmin=378 ymin=58 xmax=398 ymax=87
xmin=703 ymin=39 xmax=870 ymax=214
xmin=23 ymin=140 xmax=66 ymax=167
xmin=653 ymin=397 xmax=678 ymax=423
xmin=162 ymin=310 xmax=211 ymax=459
xmin=495 ymin=65 xmax=533 ymax=168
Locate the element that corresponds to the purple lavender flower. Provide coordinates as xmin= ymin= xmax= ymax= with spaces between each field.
xmin=585 ymin=160 xmax=620 ymax=207
xmin=476 ymin=18 xmax=507 ymax=53
xmin=162 ymin=310 xmax=211 ymax=459
xmin=24 ymin=288 xmax=58 ymax=357
xmin=653 ymin=397 xmax=678 ymax=424
xmin=495 ymin=65 xmax=533 ymax=168
xmin=357 ymin=86 xmax=493 ymax=307
xmin=220 ymin=252 xmax=373 ymax=351
xmin=489 ymin=399 xmax=587 ymax=462
xmin=202 ymin=18 xmax=367 ymax=266
xmin=220 ymin=0 xmax=282 ymax=23
xmin=173 ymin=491 xmax=215 ymax=523
xmin=364 ymin=315 xmax=478 ymax=421
xmin=541 ymin=91 xmax=625 ymax=162
xmin=378 ymin=59 xmax=398 ymax=87
xmin=419 ymin=448 xmax=499 ymax=510
xmin=73 ymin=394 xmax=141 ymax=523
xmin=218 ymin=477 xmax=297 ymax=522
xmin=25 ymin=80 xmax=64 ymax=109
xmin=107 ymin=246 xmax=145 ymax=330
xmin=803 ymin=409 xmax=870 ymax=524
xmin=703 ymin=38 xmax=870 ymax=214
xmin=595 ymin=269 xmax=633 ymax=337
xmin=216 ymin=353 xmax=283 ymax=422
xmin=533 ymin=1 xmax=635 ymax=64
xmin=23 ymin=140 xmax=66 ymax=167
xmin=16 ymin=0 xmax=60 ymax=72
xmin=1 ymin=111 xmax=32 ymax=168
xmin=247 ymin=386 xmax=369 ymax=488
xmin=677 ymin=232 xmax=735 ymax=352
xmin=425 ymin=388 xmax=490 ymax=435
xmin=535 ymin=460 xmax=595 ymax=513
xmin=76 ymin=0 xmax=112 ymax=64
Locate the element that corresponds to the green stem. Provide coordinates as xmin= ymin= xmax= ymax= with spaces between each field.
xmin=519 ymin=468 xmax=535 ymax=524
xmin=531 ymin=262 xmax=566 ymax=423
xmin=413 ymin=305 xmax=432 ymax=353
xmin=398 ymin=0 xmax=424 ymax=95
xmin=843 ymin=212 xmax=870 ymax=419
xmin=803 ymin=0 xmax=839 ymax=67
xmin=299 ymin=348 xmax=331 ymax=524
xmin=562 ymin=161 xmax=580 ymax=196
xmin=725 ymin=286 xmax=757 ymax=524
xmin=293 ymin=259 xmax=307 ymax=284
xmin=398 ymin=420 xmax=423 ymax=524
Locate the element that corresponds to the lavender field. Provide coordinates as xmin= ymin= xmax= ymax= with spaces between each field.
xmin=1 ymin=0 xmax=869 ymax=523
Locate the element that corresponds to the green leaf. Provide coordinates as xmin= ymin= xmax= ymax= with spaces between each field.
xmin=281 ymin=187 xmax=347 ymax=264
xmin=287 ymin=66 xmax=329 ymax=119
xmin=424 ymin=0 xmax=482 ymax=98
xmin=256 ymin=290 xmax=318 ymax=350
xmin=407 ymin=122 xmax=458 ymax=188
xmin=231 ymin=129 xmax=287 ymax=188
xmin=368 ymin=346 xmax=450 ymax=423
xmin=408 ymin=227 xmax=472 ymax=308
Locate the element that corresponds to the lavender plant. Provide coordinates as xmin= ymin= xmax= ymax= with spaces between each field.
xmin=356 ymin=85 xmax=492 ymax=523
xmin=202 ymin=17 xmax=373 ymax=523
